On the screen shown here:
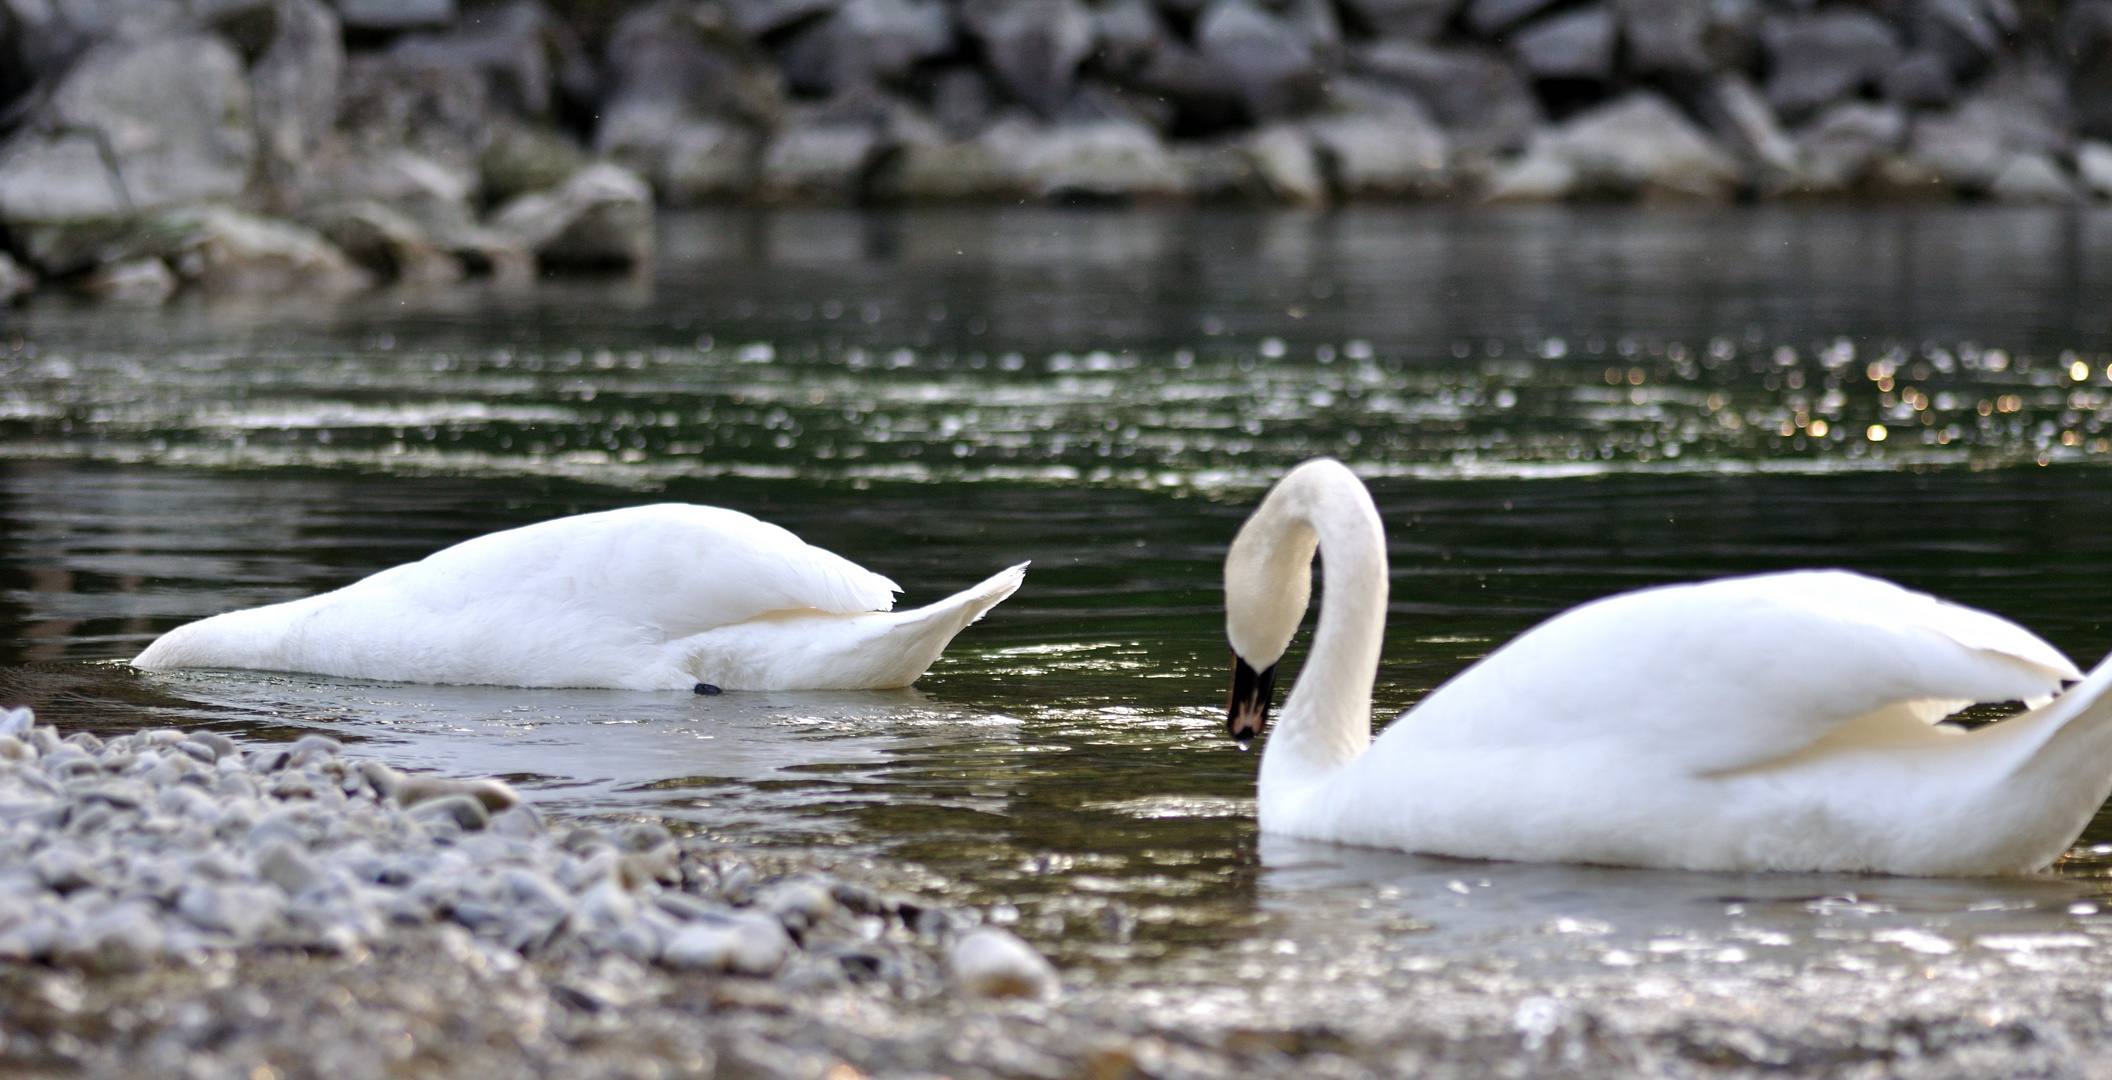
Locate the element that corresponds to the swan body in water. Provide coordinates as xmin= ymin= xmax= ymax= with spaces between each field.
xmin=1222 ymin=458 xmax=2112 ymax=876
xmin=133 ymin=504 xmax=1027 ymax=692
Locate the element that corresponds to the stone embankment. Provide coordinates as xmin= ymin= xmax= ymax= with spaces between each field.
xmin=0 ymin=0 xmax=2107 ymax=302
xmin=0 ymin=705 xmax=1063 ymax=1074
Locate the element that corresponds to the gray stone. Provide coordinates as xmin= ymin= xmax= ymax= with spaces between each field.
xmin=1761 ymin=11 xmax=1903 ymax=119
xmin=489 ymin=162 xmax=655 ymax=270
xmin=1509 ymin=5 xmax=1615 ymax=82
xmin=725 ymin=0 xmax=840 ymax=36
xmin=1706 ymin=72 xmax=1799 ymax=178
xmin=601 ymin=107 xmax=760 ymax=204
xmin=295 ymin=198 xmax=460 ymax=283
xmin=395 ymin=774 xmax=521 ymax=811
xmin=1306 ymin=86 xmax=1449 ymax=197
xmin=984 ymin=118 xmax=1190 ymax=198
xmin=247 ymin=0 xmax=344 ymax=194
xmin=0 ymin=34 xmax=254 ymax=228
xmin=178 ymin=881 xmax=286 ymax=938
xmin=80 ymin=257 xmax=177 ymax=305
xmin=1465 ymin=0 xmax=1558 ymax=36
xmin=1885 ymin=51 xmax=1956 ymax=107
xmin=758 ymin=121 xmax=880 ymax=203
xmin=2080 ymin=140 xmax=2112 ymax=197
xmin=1196 ymin=0 xmax=1328 ymax=120
xmin=602 ymin=0 xmax=787 ymax=130
xmin=337 ymin=53 xmax=491 ymax=176
xmin=1094 ymin=0 xmax=1165 ymax=72
xmin=386 ymin=0 xmax=597 ymax=121
xmin=1243 ymin=123 xmax=1325 ymax=203
xmin=947 ymin=926 xmax=1058 ymax=999
xmin=481 ymin=118 xmax=590 ymax=202
xmin=661 ymin=912 xmax=792 ymax=975
xmin=1988 ymin=153 xmax=2079 ymax=203
xmin=0 ymin=708 xmax=32 ymax=738
xmin=2069 ymin=1 xmax=2112 ymax=140
xmin=1796 ymin=101 xmax=1906 ymax=192
xmin=1342 ymin=0 xmax=1458 ymax=40
xmin=1910 ymin=0 xmax=2007 ymax=76
xmin=407 ymin=793 xmax=492 ymax=830
xmin=783 ymin=0 xmax=951 ymax=94
xmin=1354 ymin=40 xmax=1538 ymax=155
xmin=138 ymin=208 xmax=372 ymax=295
xmin=331 ymin=0 xmax=453 ymax=30
xmin=963 ymin=0 xmax=1096 ymax=116
xmin=1511 ymin=90 xmax=1740 ymax=200
xmin=1618 ymin=0 xmax=1708 ymax=74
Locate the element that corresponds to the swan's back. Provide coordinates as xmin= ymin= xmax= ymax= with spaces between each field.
xmin=134 ymin=504 xmax=906 ymax=687
xmin=1380 ymin=570 xmax=2076 ymax=776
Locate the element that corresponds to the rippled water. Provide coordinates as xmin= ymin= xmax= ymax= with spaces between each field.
xmin=6 ymin=205 xmax=2112 ymax=1042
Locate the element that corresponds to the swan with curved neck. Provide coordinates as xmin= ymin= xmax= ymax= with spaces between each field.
xmin=1223 ymin=458 xmax=2112 ymax=875
xmin=134 ymin=504 xmax=1026 ymax=692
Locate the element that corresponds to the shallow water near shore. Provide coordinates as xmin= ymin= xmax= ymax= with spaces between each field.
xmin=6 ymin=204 xmax=2112 ymax=1067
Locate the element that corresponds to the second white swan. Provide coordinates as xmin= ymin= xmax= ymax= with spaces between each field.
xmin=134 ymin=503 xmax=1026 ymax=692
xmin=1222 ymin=458 xmax=2112 ymax=876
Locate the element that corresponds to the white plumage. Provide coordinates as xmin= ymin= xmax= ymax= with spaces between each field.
xmin=1224 ymin=458 xmax=2112 ymax=876
xmin=133 ymin=504 xmax=1027 ymax=691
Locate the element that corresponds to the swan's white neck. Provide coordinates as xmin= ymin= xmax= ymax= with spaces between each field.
xmin=1232 ymin=461 xmax=1390 ymax=819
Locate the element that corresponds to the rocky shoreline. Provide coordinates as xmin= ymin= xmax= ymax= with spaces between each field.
xmin=0 ymin=0 xmax=2105 ymax=305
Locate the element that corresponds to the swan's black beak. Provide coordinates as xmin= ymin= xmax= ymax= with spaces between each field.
xmin=1227 ymin=654 xmax=1276 ymax=751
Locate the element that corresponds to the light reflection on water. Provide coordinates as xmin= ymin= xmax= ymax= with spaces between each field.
xmin=4 ymin=206 xmax=2112 ymax=1036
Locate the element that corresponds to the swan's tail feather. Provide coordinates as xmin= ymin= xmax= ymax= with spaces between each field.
xmin=2006 ymin=650 xmax=2112 ymax=771
xmin=867 ymin=562 xmax=1028 ymax=687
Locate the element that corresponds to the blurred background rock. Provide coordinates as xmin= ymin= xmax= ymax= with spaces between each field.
xmin=0 ymin=0 xmax=2104 ymax=301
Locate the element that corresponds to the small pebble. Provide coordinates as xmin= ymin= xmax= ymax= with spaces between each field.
xmin=947 ymin=927 xmax=1060 ymax=1000
xmin=663 ymin=914 xmax=792 ymax=976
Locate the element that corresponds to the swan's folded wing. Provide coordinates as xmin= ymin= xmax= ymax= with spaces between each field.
xmin=403 ymin=504 xmax=901 ymax=638
xmin=1393 ymin=570 xmax=2080 ymax=776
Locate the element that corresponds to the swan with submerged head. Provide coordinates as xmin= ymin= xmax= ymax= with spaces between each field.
xmin=134 ymin=504 xmax=1026 ymax=692
xmin=1222 ymin=458 xmax=2112 ymax=875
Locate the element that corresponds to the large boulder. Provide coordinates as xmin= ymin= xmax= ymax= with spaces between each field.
xmin=1242 ymin=123 xmax=1326 ymax=202
xmin=780 ymin=0 xmax=951 ymax=95
xmin=5 ymin=0 xmax=190 ymax=86
xmin=1340 ymin=0 xmax=1460 ymax=40
xmin=758 ymin=121 xmax=881 ymax=202
xmin=1509 ymin=5 xmax=1616 ymax=82
xmin=1487 ymin=91 xmax=1740 ymax=200
xmin=1791 ymin=101 xmax=1905 ymax=192
xmin=1306 ymin=88 xmax=1450 ymax=197
xmin=490 ymin=162 xmax=654 ymax=270
xmin=300 ymin=199 xmax=466 ymax=283
xmin=983 ymin=118 xmax=1189 ymax=198
xmin=1617 ymin=0 xmax=1709 ymax=74
xmin=1986 ymin=153 xmax=2079 ymax=203
xmin=337 ymin=52 xmax=492 ymax=177
xmin=1905 ymin=80 xmax=2073 ymax=193
xmin=598 ymin=100 xmax=761 ymax=202
xmin=1196 ymin=0 xmax=1331 ymax=120
xmin=1354 ymin=40 xmax=1538 ymax=155
xmin=962 ymin=0 xmax=1096 ymax=116
xmin=0 ymin=34 xmax=256 ymax=273
xmin=2081 ymin=140 xmax=2112 ymax=198
xmin=385 ymin=0 xmax=596 ymax=121
xmin=147 ymin=206 xmax=372 ymax=295
xmin=1703 ymin=73 xmax=1798 ymax=182
xmin=876 ymin=113 xmax=1016 ymax=200
xmin=1908 ymin=0 xmax=2012 ymax=79
xmin=602 ymin=0 xmax=786 ymax=127
xmin=2067 ymin=1 xmax=2112 ymax=139
xmin=480 ymin=117 xmax=591 ymax=201
xmin=250 ymin=0 xmax=346 ymax=197
xmin=14 ymin=34 xmax=254 ymax=211
xmin=294 ymin=145 xmax=529 ymax=276
xmin=1761 ymin=12 xmax=1903 ymax=119
xmin=330 ymin=0 xmax=455 ymax=30
xmin=1464 ymin=0 xmax=1559 ymax=36
xmin=723 ymin=0 xmax=841 ymax=36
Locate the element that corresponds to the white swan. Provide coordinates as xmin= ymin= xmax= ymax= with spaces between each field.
xmin=133 ymin=504 xmax=1027 ymax=692
xmin=1223 ymin=458 xmax=2112 ymax=876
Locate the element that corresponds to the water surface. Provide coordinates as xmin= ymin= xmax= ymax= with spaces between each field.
xmin=5 ymin=205 xmax=2112 ymax=1038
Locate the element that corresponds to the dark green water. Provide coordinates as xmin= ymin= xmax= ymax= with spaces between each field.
xmin=6 ymin=205 xmax=2112 ymax=999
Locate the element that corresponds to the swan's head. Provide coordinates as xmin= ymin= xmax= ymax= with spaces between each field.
xmin=1222 ymin=467 xmax=1324 ymax=749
